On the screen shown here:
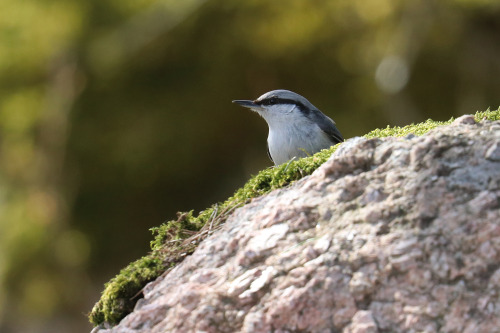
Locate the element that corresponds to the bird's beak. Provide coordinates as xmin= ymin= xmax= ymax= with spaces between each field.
xmin=232 ymin=100 xmax=259 ymax=109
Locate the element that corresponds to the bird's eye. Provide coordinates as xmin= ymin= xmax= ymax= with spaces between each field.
xmin=269 ymin=97 xmax=277 ymax=105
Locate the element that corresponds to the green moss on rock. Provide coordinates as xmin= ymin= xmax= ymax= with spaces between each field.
xmin=89 ymin=109 xmax=500 ymax=327
xmin=89 ymin=255 xmax=164 ymax=325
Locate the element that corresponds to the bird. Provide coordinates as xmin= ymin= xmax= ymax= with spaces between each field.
xmin=233 ymin=89 xmax=343 ymax=165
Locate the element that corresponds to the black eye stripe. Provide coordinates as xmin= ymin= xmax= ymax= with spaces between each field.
xmin=255 ymin=97 xmax=306 ymax=109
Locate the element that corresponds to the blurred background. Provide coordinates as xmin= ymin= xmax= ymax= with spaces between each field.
xmin=1 ymin=0 xmax=499 ymax=331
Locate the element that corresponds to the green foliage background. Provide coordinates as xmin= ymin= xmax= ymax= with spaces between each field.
xmin=0 ymin=0 xmax=499 ymax=331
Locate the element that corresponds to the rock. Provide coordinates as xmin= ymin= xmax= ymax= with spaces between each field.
xmin=485 ymin=142 xmax=500 ymax=161
xmin=345 ymin=310 xmax=378 ymax=333
xmin=451 ymin=114 xmax=476 ymax=125
xmin=94 ymin=119 xmax=500 ymax=333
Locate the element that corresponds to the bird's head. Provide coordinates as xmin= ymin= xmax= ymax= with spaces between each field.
xmin=233 ymin=89 xmax=316 ymax=125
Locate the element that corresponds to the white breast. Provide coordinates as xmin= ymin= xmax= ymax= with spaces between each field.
xmin=267 ymin=118 xmax=333 ymax=165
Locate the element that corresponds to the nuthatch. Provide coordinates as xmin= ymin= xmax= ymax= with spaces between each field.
xmin=233 ymin=90 xmax=343 ymax=165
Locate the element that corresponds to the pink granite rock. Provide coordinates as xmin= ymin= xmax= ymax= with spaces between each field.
xmin=94 ymin=119 xmax=500 ymax=333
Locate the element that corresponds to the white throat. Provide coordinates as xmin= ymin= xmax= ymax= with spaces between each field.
xmin=260 ymin=105 xmax=332 ymax=165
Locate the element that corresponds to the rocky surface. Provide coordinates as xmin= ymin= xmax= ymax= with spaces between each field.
xmin=94 ymin=116 xmax=500 ymax=333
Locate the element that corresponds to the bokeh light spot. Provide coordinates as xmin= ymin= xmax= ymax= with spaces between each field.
xmin=375 ymin=55 xmax=410 ymax=94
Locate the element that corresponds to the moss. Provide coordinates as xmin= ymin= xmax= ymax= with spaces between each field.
xmin=89 ymin=109 xmax=500 ymax=327
xmin=150 ymin=210 xmax=205 ymax=250
xmin=475 ymin=107 xmax=500 ymax=121
xmin=364 ymin=118 xmax=452 ymax=138
xmin=89 ymin=255 xmax=164 ymax=325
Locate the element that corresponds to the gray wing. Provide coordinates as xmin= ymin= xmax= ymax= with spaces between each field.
xmin=266 ymin=143 xmax=274 ymax=163
xmin=309 ymin=109 xmax=344 ymax=144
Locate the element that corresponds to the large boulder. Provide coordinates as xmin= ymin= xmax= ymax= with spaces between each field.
xmin=94 ymin=116 xmax=500 ymax=333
